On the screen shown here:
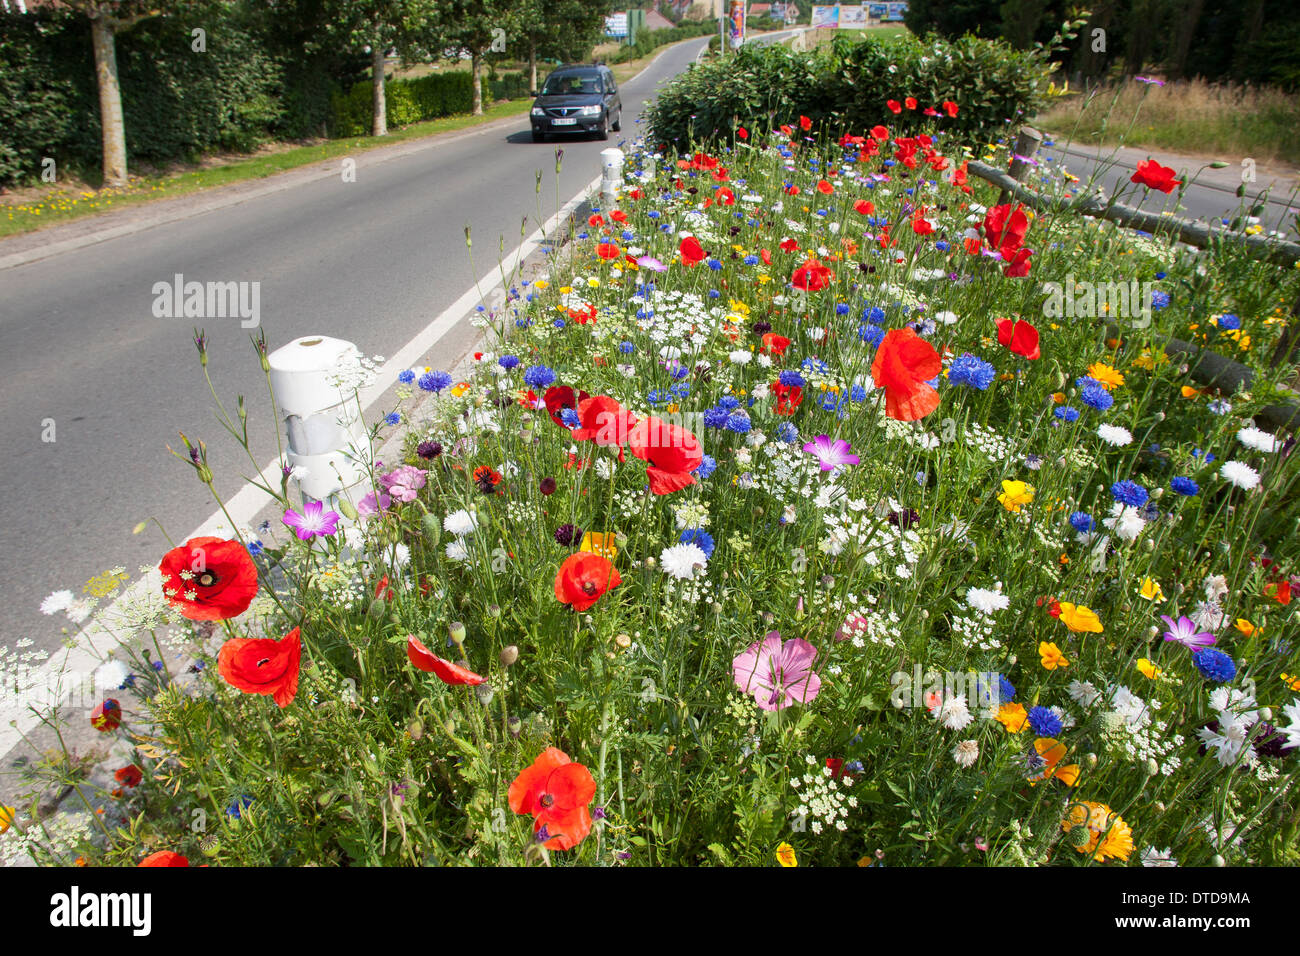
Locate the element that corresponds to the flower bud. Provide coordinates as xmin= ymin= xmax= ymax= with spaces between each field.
xmin=1211 ymin=854 xmax=1226 ymax=867
xmin=449 ymin=621 xmax=467 ymax=647
xmin=367 ymin=597 xmax=387 ymax=618
xmin=338 ymin=498 xmax=358 ymax=521
xmin=615 ymin=634 xmax=631 ymax=649
xmin=1066 ymin=825 xmax=1092 ymax=848
xmin=500 ymin=645 xmax=519 ymax=667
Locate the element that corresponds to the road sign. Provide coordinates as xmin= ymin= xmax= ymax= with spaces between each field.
xmin=605 ymin=13 xmax=628 ymax=37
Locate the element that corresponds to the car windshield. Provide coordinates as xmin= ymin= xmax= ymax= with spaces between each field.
xmin=542 ymin=74 xmax=602 ymax=96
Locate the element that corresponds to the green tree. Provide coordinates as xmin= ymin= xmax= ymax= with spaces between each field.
xmin=426 ymin=0 xmax=514 ymax=116
xmin=510 ymin=0 xmax=615 ymax=92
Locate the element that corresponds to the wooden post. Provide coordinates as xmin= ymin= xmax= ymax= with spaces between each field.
xmin=999 ymin=126 xmax=1043 ymax=205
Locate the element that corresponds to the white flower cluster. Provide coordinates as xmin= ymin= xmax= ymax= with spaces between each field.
xmin=791 ymin=754 xmax=858 ymax=835
xmin=964 ymin=422 xmax=1013 ymax=461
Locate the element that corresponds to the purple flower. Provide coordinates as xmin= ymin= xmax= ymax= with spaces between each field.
xmin=356 ymin=491 xmax=392 ymax=518
xmin=802 ymin=434 xmax=860 ymax=472
xmin=379 ymin=465 xmax=427 ymax=503
xmin=282 ymin=500 xmax=341 ymax=540
xmin=732 ymin=631 xmax=821 ymax=711
xmin=1161 ymin=615 xmax=1216 ymax=650
xmin=636 ymin=255 xmax=668 ymax=272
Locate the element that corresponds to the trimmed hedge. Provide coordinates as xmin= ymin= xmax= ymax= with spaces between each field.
xmin=330 ymin=70 xmax=478 ymax=138
xmin=646 ymin=31 xmax=1050 ymax=149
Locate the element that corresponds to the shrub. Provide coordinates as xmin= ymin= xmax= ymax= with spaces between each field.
xmin=646 ymin=31 xmax=1050 ymax=148
xmin=329 ymin=71 xmax=479 ymax=138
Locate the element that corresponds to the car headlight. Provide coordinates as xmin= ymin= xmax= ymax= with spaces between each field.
xmin=579 ymin=105 xmax=602 ymax=116
xmin=530 ymin=107 xmax=545 ymax=117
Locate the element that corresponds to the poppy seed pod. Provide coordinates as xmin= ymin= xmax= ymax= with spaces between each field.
xmin=449 ymin=621 xmax=467 ymax=646
xmin=338 ymin=498 xmax=358 ymax=521
xmin=500 ymin=645 xmax=519 ymax=667
xmin=1066 ymin=825 xmax=1092 ymax=848
xmin=367 ymin=598 xmax=387 ymax=618
xmin=475 ymin=684 xmax=495 ymax=706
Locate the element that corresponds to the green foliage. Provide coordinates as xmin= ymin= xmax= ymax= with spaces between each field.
xmin=646 ymin=32 xmax=1050 ymax=148
xmin=609 ymin=19 xmax=721 ymax=64
xmin=329 ymin=70 xmax=478 ymax=137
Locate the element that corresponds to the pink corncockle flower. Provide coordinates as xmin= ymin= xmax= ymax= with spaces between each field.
xmin=732 ymin=631 xmax=822 ymax=711
xmin=1161 ymin=615 xmax=1216 ymax=650
xmin=282 ymin=500 xmax=341 ymax=540
xmin=379 ymin=465 xmax=427 ymax=503
xmin=356 ymin=491 xmax=392 ymax=518
xmin=636 ymin=256 xmax=668 ymax=272
xmin=1135 ymin=76 xmax=1165 ymax=86
xmin=802 ymin=434 xmax=860 ymax=472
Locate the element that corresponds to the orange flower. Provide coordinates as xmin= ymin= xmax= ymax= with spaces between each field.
xmin=870 ymin=327 xmax=942 ymax=421
xmin=996 ymin=702 xmax=1028 ymax=733
xmin=508 ymin=748 xmax=596 ymax=851
xmin=554 ymin=553 xmax=621 ymax=612
xmin=1028 ymin=738 xmax=1080 ymax=786
xmin=1039 ymin=641 xmax=1069 ymax=670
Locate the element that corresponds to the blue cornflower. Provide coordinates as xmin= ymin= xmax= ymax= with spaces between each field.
xmin=859 ymin=324 xmax=885 ymax=347
xmin=707 ymin=258 xmax=722 ymax=271
xmin=801 ymin=357 xmax=829 ymax=374
xmin=1053 ymin=406 xmax=1081 ymax=422
xmin=717 ymin=395 xmax=740 ymax=411
xmin=864 ymin=306 xmax=886 ymax=324
xmin=418 ymin=370 xmax=453 ymax=393
xmin=693 ymin=455 xmax=717 ymax=479
xmin=618 ymin=341 xmax=635 ymax=354
xmin=679 ymin=528 xmax=715 ymax=558
xmin=702 ymin=407 xmax=730 ymax=429
xmin=1111 ymin=479 xmax=1149 ymax=507
xmin=948 ymin=353 xmax=996 ymax=390
xmin=398 ymin=369 xmax=415 ymax=384
xmin=850 ymin=384 xmax=868 ymax=402
xmin=247 ymin=540 xmax=264 ymax=557
xmin=560 ymin=408 xmax=580 ymax=429
xmin=776 ymin=422 xmax=800 ymax=443
xmin=708 ymin=289 xmax=721 ymax=299
xmin=1026 ymin=706 xmax=1062 ymax=737
xmin=523 ymin=365 xmax=556 ymax=389
xmin=498 ymin=354 xmax=520 ymax=370
xmin=1068 ymin=511 xmax=1094 ymax=533
xmin=553 ymin=318 xmax=566 ymax=329
xmin=1192 ymin=447 xmax=1216 ymax=463
xmin=1193 ymin=648 xmax=1237 ymax=683
xmin=1080 ymin=382 xmax=1114 ymax=411
xmin=1171 ymin=476 xmax=1200 ymax=496
xmin=835 ymin=303 xmax=850 ymax=315
xmin=743 ymin=255 xmax=759 ymax=266
xmin=1217 ymin=313 xmax=1241 ymax=330
xmin=226 ymin=796 xmax=254 ymax=819
xmin=725 ymin=414 xmax=752 ymax=434
xmin=1151 ymin=290 xmax=1171 ymax=310
xmin=384 ymin=412 xmax=401 ymax=426
xmin=778 ymin=370 xmax=805 ymax=388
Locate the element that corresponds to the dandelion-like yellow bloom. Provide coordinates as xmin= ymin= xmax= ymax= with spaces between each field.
xmin=1137 ymin=578 xmax=1165 ymax=602
xmin=775 ymin=842 xmax=798 ymax=867
xmin=1136 ymin=658 xmax=1162 ymax=680
xmin=997 ymin=479 xmax=1034 ymax=512
xmin=1086 ymin=362 xmax=1124 ymax=390
xmin=1039 ymin=641 xmax=1069 ymax=670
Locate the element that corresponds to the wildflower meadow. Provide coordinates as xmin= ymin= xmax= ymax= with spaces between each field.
xmin=4 ymin=102 xmax=1299 ymax=872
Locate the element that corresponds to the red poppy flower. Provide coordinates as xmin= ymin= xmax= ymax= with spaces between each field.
xmin=374 ymin=575 xmax=394 ymax=601
xmin=983 ymin=203 xmax=1030 ymax=261
xmin=1131 ymin=159 xmax=1181 ymax=193
xmin=780 ymin=124 xmax=793 ymax=136
xmin=870 ymin=328 xmax=942 ymax=421
xmin=737 ymin=126 xmax=748 ymax=139
xmin=679 ymin=235 xmax=706 ymax=267
xmin=996 ymin=318 xmax=1041 ymax=360
xmin=761 ymin=332 xmax=791 ymax=356
xmin=508 ymin=748 xmax=597 ymax=851
xmin=886 ymin=99 xmax=902 ymax=114
xmin=609 ymin=209 xmax=627 ymax=223
xmin=567 ymin=304 xmax=598 ymax=324
xmin=554 ymin=552 xmax=622 ymax=612
xmin=870 ymin=125 xmax=890 ymax=141
xmin=1003 ymin=247 xmax=1033 ymax=278
xmin=115 ymin=765 xmax=144 ymax=788
xmin=853 ymin=199 xmax=875 ymax=215
xmin=406 ymin=635 xmax=485 ymax=685
xmin=772 ymin=380 xmax=804 ymax=416
xmin=911 ymin=212 xmax=934 ymax=236
xmin=779 ymin=237 xmax=799 ymax=253
xmin=716 ymin=186 xmax=736 ymax=205
xmin=91 ymin=699 xmax=121 ymax=732
xmin=943 ymin=100 xmax=959 ymax=117
xmin=1266 ymin=580 xmax=1292 ymax=605
xmin=760 ymin=248 xmax=772 ymax=265
xmin=139 ymin=851 xmax=189 ymax=867
xmin=628 ymin=417 xmax=703 ymax=495
xmin=595 ymin=241 xmax=620 ymax=260
xmin=217 ymin=626 xmax=302 ymax=708
xmin=626 ymin=187 xmax=643 ymax=200
xmin=588 ymin=214 xmax=604 ymax=228
xmin=799 ymin=115 xmax=812 ymax=131
xmin=791 ymin=258 xmax=833 ymax=291
xmin=543 ymin=385 xmax=591 ymax=427
xmin=473 ymin=465 xmax=502 ymax=489
xmin=904 ymin=97 xmax=917 ymax=110
xmin=572 ymin=395 xmax=636 ymax=460
xmin=816 ymin=179 xmax=833 ymax=194
xmin=159 ymin=536 xmax=258 ymax=621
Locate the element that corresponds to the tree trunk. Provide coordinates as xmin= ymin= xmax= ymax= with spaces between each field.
xmin=89 ymin=14 xmax=128 ymax=188
xmin=1168 ymin=0 xmax=1205 ymax=79
xmin=529 ymin=43 xmax=537 ymax=95
xmin=471 ymin=51 xmax=483 ymax=116
xmin=372 ymin=44 xmax=388 ymax=137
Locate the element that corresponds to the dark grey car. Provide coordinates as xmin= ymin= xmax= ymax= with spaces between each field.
xmin=529 ymin=65 xmax=622 ymax=142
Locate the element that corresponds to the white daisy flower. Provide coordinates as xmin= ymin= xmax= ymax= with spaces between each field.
xmin=965 ymin=586 xmax=1009 ymax=615
xmin=952 ymin=740 xmax=980 ymax=767
xmin=1219 ymin=460 xmax=1260 ymax=490
xmin=1236 ymin=425 xmax=1278 ymax=453
xmin=1097 ymin=423 xmax=1132 ymax=446
xmin=443 ymin=509 xmax=478 ymax=537
xmin=660 ymin=543 xmax=707 ymax=580
xmin=40 ymin=590 xmax=74 ymax=616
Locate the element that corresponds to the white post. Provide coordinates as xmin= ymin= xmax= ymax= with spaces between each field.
xmin=600 ymin=147 xmax=625 ymax=209
xmin=267 ymin=335 xmax=371 ymax=503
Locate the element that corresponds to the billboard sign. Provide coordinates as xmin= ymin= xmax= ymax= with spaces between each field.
xmin=810 ymin=5 xmax=840 ymax=28
xmin=604 ymin=13 xmax=628 ymax=37
xmin=839 ymin=4 xmax=868 ymax=27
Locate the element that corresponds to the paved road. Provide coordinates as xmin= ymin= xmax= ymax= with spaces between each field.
xmin=1040 ymin=140 xmax=1300 ymax=238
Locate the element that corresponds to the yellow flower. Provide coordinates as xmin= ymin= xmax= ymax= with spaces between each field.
xmin=775 ymin=842 xmax=798 ymax=867
xmin=1086 ymin=362 xmax=1124 ymax=390
xmin=1057 ymin=602 xmax=1104 ymax=634
xmin=1181 ymin=384 xmax=1202 ymax=399
xmin=579 ymin=532 xmax=619 ymax=560
xmin=997 ymin=479 xmax=1035 ymax=512
xmin=534 ymin=279 xmax=549 ymax=290
xmin=1136 ymin=658 xmax=1163 ymax=680
xmin=1234 ymin=618 xmax=1256 ymax=637
xmin=558 ymin=285 xmax=572 ymax=294
xmin=996 ymin=702 xmax=1028 ymax=732
xmin=1050 ymin=392 xmax=1065 ymax=404
xmin=1039 ymin=641 xmax=1069 ymax=670
xmin=1028 ymin=738 xmax=1080 ymax=786
xmin=450 ymin=382 xmax=471 ymax=398
xmin=1062 ymin=801 xmax=1134 ymax=862
xmin=587 ymin=277 xmax=600 ymax=288
xmin=1137 ymin=578 xmax=1165 ymax=602
xmin=1281 ymin=673 xmax=1300 ymax=691
xmin=0 ymin=805 xmax=14 ymax=834
xmin=728 ymin=298 xmax=751 ymax=316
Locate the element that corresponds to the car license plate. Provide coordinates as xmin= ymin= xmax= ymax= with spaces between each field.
xmin=552 ymin=118 xmax=576 ymax=126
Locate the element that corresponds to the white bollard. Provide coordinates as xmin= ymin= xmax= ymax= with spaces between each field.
xmin=600 ymin=147 xmax=624 ymax=209
xmin=267 ymin=335 xmax=370 ymax=502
